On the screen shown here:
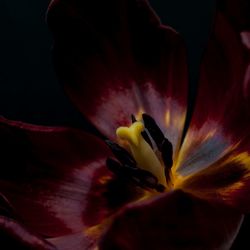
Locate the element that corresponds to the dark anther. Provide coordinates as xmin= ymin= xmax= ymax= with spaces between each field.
xmin=131 ymin=114 xmax=137 ymax=123
xmin=106 ymin=158 xmax=165 ymax=192
xmin=0 ymin=194 xmax=15 ymax=218
xmin=132 ymin=169 xmax=158 ymax=189
xmin=141 ymin=131 xmax=153 ymax=148
xmin=130 ymin=168 xmax=165 ymax=192
xmin=161 ymin=138 xmax=173 ymax=170
xmin=105 ymin=140 xmax=137 ymax=167
xmin=142 ymin=113 xmax=173 ymax=180
xmin=106 ymin=158 xmax=123 ymax=176
xmin=155 ymin=184 xmax=166 ymax=193
xmin=142 ymin=113 xmax=165 ymax=148
xmin=106 ymin=158 xmax=137 ymax=181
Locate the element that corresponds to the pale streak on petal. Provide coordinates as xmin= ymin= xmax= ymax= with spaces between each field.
xmin=163 ymin=104 xmax=186 ymax=156
xmin=174 ymin=151 xmax=250 ymax=211
xmin=241 ymin=31 xmax=250 ymax=49
xmin=43 ymin=160 xmax=105 ymax=232
xmin=221 ymin=215 xmax=244 ymax=250
xmin=92 ymin=81 xmax=186 ymax=151
xmin=48 ymin=232 xmax=94 ymax=250
xmin=243 ymin=64 xmax=250 ymax=99
xmin=174 ymin=121 xmax=233 ymax=177
xmin=92 ymin=85 xmax=138 ymax=140
xmin=143 ymin=82 xmax=186 ymax=154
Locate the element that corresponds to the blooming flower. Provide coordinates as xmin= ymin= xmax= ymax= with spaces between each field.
xmin=0 ymin=0 xmax=250 ymax=249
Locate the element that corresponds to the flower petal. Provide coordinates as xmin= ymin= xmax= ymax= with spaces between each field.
xmin=99 ymin=190 xmax=243 ymax=250
xmin=0 ymin=117 xmax=114 ymax=237
xmin=218 ymin=0 xmax=250 ymax=31
xmin=174 ymin=3 xmax=250 ymax=212
xmin=176 ymin=149 xmax=250 ymax=213
xmin=175 ymin=7 xmax=250 ymax=176
xmin=48 ymin=233 xmax=93 ymax=250
xmin=231 ymin=215 xmax=250 ymax=249
xmin=0 ymin=216 xmax=56 ymax=250
xmin=47 ymin=0 xmax=188 ymax=149
xmin=0 ymin=117 xmax=147 ymax=238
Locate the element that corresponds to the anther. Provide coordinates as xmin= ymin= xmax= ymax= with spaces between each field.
xmin=106 ymin=158 xmax=164 ymax=192
xmin=106 ymin=158 xmax=123 ymax=175
xmin=161 ymin=138 xmax=173 ymax=170
xmin=142 ymin=113 xmax=165 ymax=148
xmin=105 ymin=140 xmax=136 ymax=167
xmin=131 ymin=114 xmax=137 ymax=123
xmin=142 ymin=113 xmax=173 ymax=162
xmin=155 ymin=184 xmax=166 ymax=193
xmin=141 ymin=131 xmax=153 ymax=148
xmin=142 ymin=113 xmax=173 ymax=181
xmin=132 ymin=168 xmax=165 ymax=192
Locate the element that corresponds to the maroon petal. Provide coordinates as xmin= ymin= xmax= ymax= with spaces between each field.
xmin=175 ymin=5 xmax=250 ymax=177
xmin=176 ymin=150 xmax=250 ymax=213
xmin=99 ymin=190 xmax=243 ymax=250
xmin=0 ymin=117 xmax=114 ymax=237
xmin=47 ymin=0 xmax=188 ymax=146
xmin=0 ymin=216 xmax=56 ymax=250
xmin=173 ymin=3 xmax=250 ymax=213
xmin=48 ymin=233 xmax=93 ymax=250
xmin=0 ymin=117 xmax=148 ymax=239
xmin=218 ymin=0 xmax=250 ymax=31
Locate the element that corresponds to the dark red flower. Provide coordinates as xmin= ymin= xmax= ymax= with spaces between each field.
xmin=0 ymin=0 xmax=250 ymax=249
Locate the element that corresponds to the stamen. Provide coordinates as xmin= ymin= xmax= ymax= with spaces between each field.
xmin=142 ymin=113 xmax=173 ymax=182
xmin=161 ymin=138 xmax=173 ymax=170
xmin=141 ymin=130 xmax=153 ymax=148
xmin=142 ymin=113 xmax=165 ymax=149
xmin=105 ymin=140 xmax=136 ymax=167
xmin=131 ymin=114 xmax=137 ymax=123
xmin=106 ymin=158 xmax=165 ymax=192
xmin=116 ymin=122 xmax=167 ymax=186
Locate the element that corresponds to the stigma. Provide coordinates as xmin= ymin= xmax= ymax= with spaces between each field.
xmin=116 ymin=122 xmax=167 ymax=187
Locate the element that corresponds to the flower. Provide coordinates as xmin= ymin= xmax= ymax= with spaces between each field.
xmin=0 ymin=0 xmax=250 ymax=249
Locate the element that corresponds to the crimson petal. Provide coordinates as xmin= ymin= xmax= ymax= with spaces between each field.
xmin=218 ymin=0 xmax=250 ymax=31
xmin=173 ymin=2 xmax=250 ymax=213
xmin=47 ymin=0 xmax=188 ymax=149
xmin=175 ymin=6 xmax=249 ymax=171
xmin=0 ymin=116 xmax=115 ymax=237
xmin=0 ymin=216 xmax=56 ymax=250
xmin=48 ymin=233 xmax=94 ymax=250
xmin=99 ymin=190 xmax=243 ymax=250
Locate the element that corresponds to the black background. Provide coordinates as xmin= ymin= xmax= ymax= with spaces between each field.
xmin=0 ymin=0 xmax=248 ymax=248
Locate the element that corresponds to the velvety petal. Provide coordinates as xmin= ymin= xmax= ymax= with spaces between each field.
xmin=173 ymin=4 xmax=250 ymax=212
xmin=218 ymin=0 xmax=250 ymax=31
xmin=0 ymin=193 xmax=16 ymax=218
xmin=231 ymin=215 xmax=250 ymax=249
xmin=175 ymin=149 xmax=250 ymax=213
xmin=0 ymin=117 xmax=147 ymax=238
xmin=175 ymin=8 xmax=250 ymax=177
xmin=0 ymin=216 xmax=56 ymax=250
xmin=0 ymin=116 xmax=116 ymax=237
xmin=48 ymin=233 xmax=93 ymax=250
xmin=99 ymin=190 xmax=243 ymax=250
xmin=47 ymin=0 xmax=188 ymax=151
